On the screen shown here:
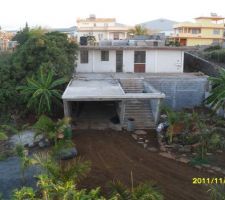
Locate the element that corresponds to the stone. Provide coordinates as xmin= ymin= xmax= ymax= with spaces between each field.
xmin=9 ymin=130 xmax=43 ymax=148
xmin=134 ymin=130 xmax=147 ymax=135
xmin=38 ymin=139 xmax=50 ymax=148
xmin=202 ymin=164 xmax=211 ymax=168
xmin=206 ymin=153 xmax=213 ymax=156
xmin=145 ymin=139 xmax=149 ymax=143
xmin=160 ymin=146 xmax=167 ymax=152
xmin=195 ymin=165 xmax=202 ymax=170
xmin=57 ymin=147 xmax=78 ymax=160
xmin=216 ymin=150 xmax=223 ymax=153
xmin=178 ymin=145 xmax=192 ymax=153
xmin=148 ymin=147 xmax=158 ymax=152
xmin=131 ymin=134 xmax=138 ymax=140
xmin=207 ymin=169 xmax=215 ymax=174
xmin=211 ymin=166 xmax=222 ymax=172
xmin=192 ymin=153 xmax=197 ymax=156
xmin=177 ymin=157 xmax=190 ymax=164
xmin=143 ymin=143 xmax=148 ymax=148
xmin=159 ymin=152 xmax=176 ymax=160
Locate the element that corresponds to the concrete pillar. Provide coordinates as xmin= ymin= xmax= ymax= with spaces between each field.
xmin=120 ymin=100 xmax=126 ymax=125
xmin=154 ymin=99 xmax=162 ymax=124
xmin=63 ymin=100 xmax=72 ymax=117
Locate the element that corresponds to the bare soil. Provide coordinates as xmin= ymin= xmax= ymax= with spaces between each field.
xmin=74 ymin=130 xmax=214 ymax=200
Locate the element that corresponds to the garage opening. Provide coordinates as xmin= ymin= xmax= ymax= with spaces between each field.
xmin=71 ymin=101 xmax=121 ymax=130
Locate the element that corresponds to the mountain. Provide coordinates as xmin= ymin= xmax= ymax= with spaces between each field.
xmin=140 ymin=18 xmax=177 ymax=31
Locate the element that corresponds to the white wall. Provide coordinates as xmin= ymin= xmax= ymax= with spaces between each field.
xmin=123 ymin=50 xmax=134 ymax=72
xmin=156 ymin=50 xmax=183 ymax=73
xmin=76 ymin=49 xmax=184 ymax=73
xmin=93 ymin=50 xmax=116 ymax=72
xmin=76 ymin=50 xmax=116 ymax=72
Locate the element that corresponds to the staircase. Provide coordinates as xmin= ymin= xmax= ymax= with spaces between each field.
xmin=119 ymin=79 xmax=155 ymax=129
xmin=119 ymin=79 xmax=144 ymax=93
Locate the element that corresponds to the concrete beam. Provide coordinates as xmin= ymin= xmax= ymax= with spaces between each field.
xmin=62 ymin=93 xmax=165 ymax=101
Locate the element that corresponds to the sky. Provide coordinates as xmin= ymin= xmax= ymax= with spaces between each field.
xmin=1 ymin=0 xmax=225 ymax=30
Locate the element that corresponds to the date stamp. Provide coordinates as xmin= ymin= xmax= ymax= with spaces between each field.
xmin=193 ymin=178 xmax=225 ymax=184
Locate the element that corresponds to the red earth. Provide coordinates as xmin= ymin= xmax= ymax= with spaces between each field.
xmin=74 ymin=130 xmax=216 ymax=200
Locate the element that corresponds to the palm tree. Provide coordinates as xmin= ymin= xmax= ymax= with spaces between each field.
xmin=18 ymin=67 xmax=66 ymax=115
xmin=32 ymin=152 xmax=91 ymax=183
xmin=205 ymin=68 xmax=225 ymax=111
xmin=128 ymin=25 xmax=149 ymax=37
xmin=33 ymin=115 xmax=71 ymax=145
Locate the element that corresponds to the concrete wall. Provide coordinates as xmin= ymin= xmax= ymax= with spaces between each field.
xmin=184 ymin=52 xmax=220 ymax=77
xmin=145 ymin=76 xmax=208 ymax=110
xmin=77 ymin=49 xmax=184 ymax=73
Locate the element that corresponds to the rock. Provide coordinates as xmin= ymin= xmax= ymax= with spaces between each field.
xmin=177 ymin=157 xmax=190 ymax=164
xmin=160 ymin=146 xmax=167 ymax=152
xmin=216 ymin=150 xmax=223 ymax=153
xmin=148 ymin=147 xmax=158 ymax=152
xmin=9 ymin=130 xmax=42 ymax=148
xmin=207 ymin=169 xmax=215 ymax=174
xmin=211 ymin=166 xmax=222 ymax=172
xmin=145 ymin=139 xmax=149 ymax=143
xmin=206 ymin=153 xmax=213 ymax=156
xmin=202 ymin=164 xmax=211 ymax=168
xmin=181 ymin=154 xmax=187 ymax=157
xmin=143 ymin=143 xmax=148 ymax=148
xmin=57 ymin=147 xmax=78 ymax=160
xmin=192 ymin=153 xmax=197 ymax=156
xmin=134 ymin=130 xmax=147 ymax=135
xmin=195 ymin=165 xmax=202 ymax=170
xmin=131 ymin=134 xmax=138 ymax=140
xmin=178 ymin=145 xmax=192 ymax=153
xmin=159 ymin=152 xmax=176 ymax=160
xmin=38 ymin=139 xmax=50 ymax=148
xmin=137 ymin=137 xmax=144 ymax=144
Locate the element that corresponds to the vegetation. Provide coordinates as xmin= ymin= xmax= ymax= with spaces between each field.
xmin=202 ymin=45 xmax=225 ymax=63
xmin=128 ymin=25 xmax=149 ymax=36
xmin=33 ymin=115 xmax=71 ymax=145
xmin=32 ymin=153 xmax=91 ymax=183
xmin=0 ymin=24 xmax=78 ymax=121
xmin=208 ymin=185 xmax=225 ymax=200
xmin=15 ymin=144 xmax=32 ymax=184
xmin=206 ymin=68 xmax=225 ymax=111
xmin=18 ymin=67 xmax=66 ymax=115
xmin=109 ymin=180 xmax=164 ymax=200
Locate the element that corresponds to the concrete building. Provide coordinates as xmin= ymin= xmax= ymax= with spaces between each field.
xmin=77 ymin=15 xmax=131 ymax=42
xmin=171 ymin=14 xmax=225 ymax=46
xmin=0 ymin=31 xmax=17 ymax=51
xmin=76 ymin=45 xmax=185 ymax=73
xmin=62 ymin=40 xmax=208 ymax=130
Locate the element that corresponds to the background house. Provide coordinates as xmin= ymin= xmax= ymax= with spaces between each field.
xmin=171 ymin=14 xmax=225 ymax=46
xmin=77 ymin=15 xmax=131 ymax=43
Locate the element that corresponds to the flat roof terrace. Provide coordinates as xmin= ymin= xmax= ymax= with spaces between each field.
xmin=62 ymin=74 xmax=167 ymax=101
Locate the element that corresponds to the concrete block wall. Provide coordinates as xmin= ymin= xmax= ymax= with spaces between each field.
xmin=145 ymin=76 xmax=208 ymax=110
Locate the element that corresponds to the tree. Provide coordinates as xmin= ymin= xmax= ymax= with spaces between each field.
xmin=12 ymin=23 xmax=30 ymax=46
xmin=11 ymin=31 xmax=78 ymax=81
xmin=128 ymin=25 xmax=149 ymax=36
xmin=17 ymin=67 xmax=66 ymax=115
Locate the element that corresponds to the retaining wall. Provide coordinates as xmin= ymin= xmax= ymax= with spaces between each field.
xmin=145 ymin=76 xmax=208 ymax=110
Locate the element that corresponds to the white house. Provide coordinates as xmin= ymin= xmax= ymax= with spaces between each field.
xmin=77 ymin=15 xmax=131 ymax=42
xmin=76 ymin=45 xmax=185 ymax=73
